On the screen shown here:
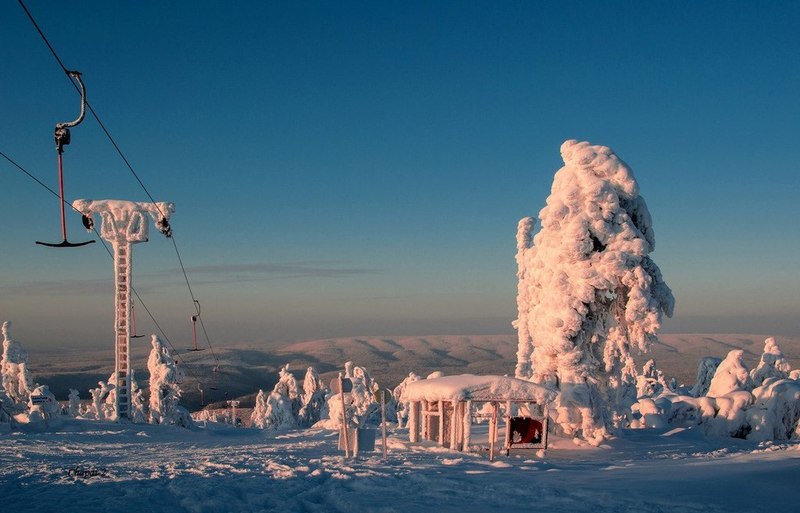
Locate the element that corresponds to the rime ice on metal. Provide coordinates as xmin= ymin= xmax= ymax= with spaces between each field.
xmin=73 ymin=199 xmax=175 ymax=420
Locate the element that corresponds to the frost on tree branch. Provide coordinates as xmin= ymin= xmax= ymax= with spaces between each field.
xmin=514 ymin=140 xmax=674 ymax=444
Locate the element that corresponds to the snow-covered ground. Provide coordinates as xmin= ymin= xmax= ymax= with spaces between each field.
xmin=2 ymin=417 xmax=799 ymax=513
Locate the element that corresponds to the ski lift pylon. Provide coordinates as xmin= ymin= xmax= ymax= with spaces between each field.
xmin=36 ymin=70 xmax=95 ymax=249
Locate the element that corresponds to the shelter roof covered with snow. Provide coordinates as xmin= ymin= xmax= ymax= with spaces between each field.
xmin=401 ymin=374 xmax=557 ymax=404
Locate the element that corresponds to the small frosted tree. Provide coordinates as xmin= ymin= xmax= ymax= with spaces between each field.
xmin=273 ymin=364 xmax=302 ymax=419
xmin=147 ymin=335 xmax=185 ymax=425
xmin=130 ymin=372 xmax=147 ymax=423
xmin=690 ymin=357 xmax=722 ymax=397
xmin=68 ymin=389 xmax=81 ymax=417
xmin=298 ymin=367 xmax=327 ymax=427
xmin=251 ymin=389 xmax=268 ymax=429
xmin=2 ymin=321 xmax=34 ymax=405
xmin=264 ymin=392 xmax=297 ymax=430
xmin=750 ymin=337 xmax=791 ymax=388
xmin=514 ymin=140 xmax=674 ymax=443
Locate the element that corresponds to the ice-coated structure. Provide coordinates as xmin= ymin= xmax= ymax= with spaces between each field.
xmin=514 ymin=140 xmax=674 ymax=443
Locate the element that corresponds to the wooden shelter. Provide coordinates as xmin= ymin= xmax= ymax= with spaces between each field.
xmin=401 ymin=374 xmax=557 ymax=460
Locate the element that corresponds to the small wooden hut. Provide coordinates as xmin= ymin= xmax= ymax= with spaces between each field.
xmin=401 ymin=374 xmax=556 ymax=459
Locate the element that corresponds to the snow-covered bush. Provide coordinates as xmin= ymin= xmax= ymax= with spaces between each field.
xmin=514 ymin=140 xmax=674 ymax=444
xmin=2 ymin=321 xmax=33 ymax=405
xmin=147 ymin=335 xmax=190 ymax=427
xmin=632 ymin=338 xmax=800 ymax=441
xmin=746 ymin=378 xmax=800 ymax=441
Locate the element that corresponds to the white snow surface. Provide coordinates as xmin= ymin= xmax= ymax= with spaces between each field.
xmin=401 ymin=374 xmax=557 ymax=404
xmin=1 ymin=418 xmax=799 ymax=513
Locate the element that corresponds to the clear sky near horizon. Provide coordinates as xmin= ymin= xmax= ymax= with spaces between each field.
xmin=1 ymin=1 xmax=798 ymax=350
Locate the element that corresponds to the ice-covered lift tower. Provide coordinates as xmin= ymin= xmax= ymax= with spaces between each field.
xmin=73 ymin=199 xmax=175 ymax=419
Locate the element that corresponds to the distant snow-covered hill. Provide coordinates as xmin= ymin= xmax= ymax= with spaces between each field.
xmin=26 ymin=333 xmax=800 ymax=409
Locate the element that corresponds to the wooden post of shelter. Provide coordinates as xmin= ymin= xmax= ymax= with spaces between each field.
xmin=339 ymin=373 xmax=350 ymax=459
xmin=437 ymin=400 xmax=445 ymax=446
xmin=463 ymin=400 xmax=472 ymax=451
xmin=409 ymin=401 xmax=420 ymax=443
xmin=504 ymin=399 xmax=512 ymax=455
xmin=489 ymin=401 xmax=498 ymax=462
xmin=449 ymin=400 xmax=458 ymax=449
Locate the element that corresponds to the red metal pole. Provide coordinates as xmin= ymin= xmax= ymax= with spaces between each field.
xmin=57 ymin=151 xmax=67 ymax=241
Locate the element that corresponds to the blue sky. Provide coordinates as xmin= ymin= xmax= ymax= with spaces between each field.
xmin=1 ymin=1 xmax=798 ymax=349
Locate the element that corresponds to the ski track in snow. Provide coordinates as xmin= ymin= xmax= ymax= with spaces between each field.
xmin=1 ymin=420 xmax=799 ymax=513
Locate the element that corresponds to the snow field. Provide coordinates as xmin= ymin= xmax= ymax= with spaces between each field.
xmin=2 ymin=418 xmax=799 ymax=513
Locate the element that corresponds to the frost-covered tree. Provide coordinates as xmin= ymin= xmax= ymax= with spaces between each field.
xmin=147 ymin=335 xmax=186 ymax=425
xmin=264 ymin=392 xmax=296 ymax=430
xmin=2 ymin=321 xmax=34 ymax=405
xmin=514 ymin=140 xmax=674 ymax=443
xmin=251 ymin=389 xmax=268 ymax=429
xmin=345 ymin=361 xmax=380 ymax=427
xmin=750 ymin=338 xmax=791 ymax=388
xmin=130 ymin=372 xmax=147 ymax=423
xmin=298 ymin=367 xmax=328 ymax=427
xmin=690 ymin=357 xmax=722 ymax=397
xmin=68 ymin=389 xmax=81 ymax=417
xmin=273 ymin=364 xmax=302 ymax=419
xmin=393 ymin=371 xmax=421 ymax=428
xmin=636 ymin=360 xmax=669 ymax=398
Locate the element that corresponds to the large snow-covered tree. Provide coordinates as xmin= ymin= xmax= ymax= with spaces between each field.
xmin=1 ymin=321 xmax=34 ymax=405
xmin=514 ymin=140 xmax=674 ymax=443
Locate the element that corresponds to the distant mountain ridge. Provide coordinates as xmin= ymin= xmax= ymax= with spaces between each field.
xmin=25 ymin=333 xmax=800 ymax=409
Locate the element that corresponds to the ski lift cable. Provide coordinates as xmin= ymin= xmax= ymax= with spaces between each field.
xmin=18 ymin=0 xmax=222 ymax=366
xmin=0 ymin=150 xmax=207 ymax=386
